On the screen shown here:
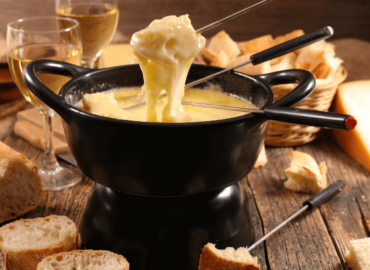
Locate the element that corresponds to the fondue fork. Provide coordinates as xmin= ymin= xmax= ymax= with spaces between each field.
xmin=124 ymin=26 xmax=333 ymax=109
xmin=186 ymin=26 xmax=333 ymax=88
xmin=247 ymin=180 xmax=345 ymax=251
xmin=195 ymin=0 xmax=272 ymax=34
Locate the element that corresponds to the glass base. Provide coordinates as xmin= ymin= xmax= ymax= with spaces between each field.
xmin=39 ymin=163 xmax=82 ymax=191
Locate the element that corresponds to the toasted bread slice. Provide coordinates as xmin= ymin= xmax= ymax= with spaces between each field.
xmin=201 ymin=48 xmax=218 ymax=63
xmin=0 ymin=141 xmax=43 ymax=224
xmin=270 ymin=52 xmax=297 ymax=72
xmin=239 ymin=35 xmax=274 ymax=55
xmin=284 ymin=151 xmax=327 ymax=194
xmin=345 ymin=237 xmax=370 ymax=270
xmin=310 ymin=43 xmax=342 ymax=79
xmin=37 ymin=250 xmax=129 ymax=270
xmin=0 ymin=215 xmax=79 ymax=270
xmin=199 ymin=243 xmax=260 ymax=270
xmin=227 ymin=54 xmax=271 ymax=75
xmin=294 ymin=40 xmax=326 ymax=71
xmin=210 ymin=50 xmax=230 ymax=68
xmin=207 ymin=31 xmax=241 ymax=59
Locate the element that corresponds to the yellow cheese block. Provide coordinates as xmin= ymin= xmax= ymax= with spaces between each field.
xmin=98 ymin=44 xmax=138 ymax=69
xmin=332 ymin=80 xmax=370 ymax=172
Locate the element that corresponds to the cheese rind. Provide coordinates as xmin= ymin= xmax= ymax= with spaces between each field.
xmin=332 ymin=80 xmax=370 ymax=172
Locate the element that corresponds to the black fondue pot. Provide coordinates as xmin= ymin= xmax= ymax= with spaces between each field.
xmin=24 ymin=60 xmax=317 ymax=196
xmin=24 ymin=60 xmax=331 ymax=270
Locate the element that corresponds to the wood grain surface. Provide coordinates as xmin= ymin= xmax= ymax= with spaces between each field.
xmin=0 ymin=38 xmax=369 ymax=269
xmin=0 ymin=0 xmax=369 ymax=43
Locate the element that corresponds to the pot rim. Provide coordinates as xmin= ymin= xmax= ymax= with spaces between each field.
xmin=59 ymin=64 xmax=274 ymax=127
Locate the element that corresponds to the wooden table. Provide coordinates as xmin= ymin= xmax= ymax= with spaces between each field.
xmin=1 ymin=38 xmax=369 ymax=269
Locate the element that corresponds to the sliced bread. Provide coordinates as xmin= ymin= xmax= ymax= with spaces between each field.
xmin=345 ymin=237 xmax=370 ymax=270
xmin=37 ymin=250 xmax=129 ymax=270
xmin=0 ymin=141 xmax=43 ymax=224
xmin=198 ymin=243 xmax=260 ymax=270
xmin=284 ymin=151 xmax=327 ymax=194
xmin=0 ymin=215 xmax=79 ymax=270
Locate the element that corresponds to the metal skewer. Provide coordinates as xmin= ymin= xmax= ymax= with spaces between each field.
xmin=247 ymin=180 xmax=346 ymax=252
xmin=195 ymin=0 xmax=272 ymax=34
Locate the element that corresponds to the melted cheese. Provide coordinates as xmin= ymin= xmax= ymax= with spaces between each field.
xmin=130 ymin=15 xmax=205 ymax=122
xmin=82 ymin=87 xmax=256 ymax=122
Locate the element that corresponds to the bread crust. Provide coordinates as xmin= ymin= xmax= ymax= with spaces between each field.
xmin=37 ymin=250 xmax=130 ymax=270
xmin=0 ymin=215 xmax=78 ymax=270
xmin=199 ymin=244 xmax=260 ymax=270
xmin=0 ymin=141 xmax=43 ymax=224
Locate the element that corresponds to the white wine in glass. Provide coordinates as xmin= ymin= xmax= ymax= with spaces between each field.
xmin=56 ymin=0 xmax=119 ymax=68
xmin=7 ymin=17 xmax=83 ymax=190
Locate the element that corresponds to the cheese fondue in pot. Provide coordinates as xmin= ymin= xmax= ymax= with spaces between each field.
xmin=82 ymin=15 xmax=257 ymax=122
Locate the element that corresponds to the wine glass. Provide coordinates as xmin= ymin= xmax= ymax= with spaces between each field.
xmin=7 ymin=17 xmax=83 ymax=190
xmin=56 ymin=0 xmax=119 ymax=68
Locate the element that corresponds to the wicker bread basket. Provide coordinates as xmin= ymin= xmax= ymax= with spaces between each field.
xmin=265 ymin=65 xmax=347 ymax=146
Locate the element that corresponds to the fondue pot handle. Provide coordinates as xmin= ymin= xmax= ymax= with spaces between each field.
xmin=23 ymin=60 xmax=91 ymax=120
xmin=256 ymin=69 xmax=316 ymax=108
xmin=255 ymin=69 xmax=356 ymax=130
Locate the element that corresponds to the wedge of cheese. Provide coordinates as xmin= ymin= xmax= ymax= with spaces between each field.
xmin=332 ymin=81 xmax=370 ymax=172
xmin=98 ymin=44 xmax=138 ymax=69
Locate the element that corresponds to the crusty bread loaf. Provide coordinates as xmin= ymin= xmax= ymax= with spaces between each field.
xmin=284 ymin=151 xmax=327 ymax=194
xmin=198 ymin=243 xmax=260 ymax=270
xmin=0 ymin=141 xmax=43 ymax=223
xmin=37 ymin=250 xmax=129 ymax=270
xmin=0 ymin=215 xmax=79 ymax=270
xmin=345 ymin=237 xmax=370 ymax=270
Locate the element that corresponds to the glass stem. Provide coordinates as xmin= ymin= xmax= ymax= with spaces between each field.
xmin=82 ymin=59 xmax=96 ymax=69
xmin=40 ymin=109 xmax=60 ymax=173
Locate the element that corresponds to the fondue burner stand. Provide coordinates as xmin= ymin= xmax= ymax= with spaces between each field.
xmin=80 ymin=181 xmax=255 ymax=270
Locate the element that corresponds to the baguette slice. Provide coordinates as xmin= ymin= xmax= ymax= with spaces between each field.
xmin=199 ymin=243 xmax=260 ymax=270
xmin=0 ymin=215 xmax=79 ymax=270
xmin=254 ymin=145 xmax=267 ymax=168
xmin=37 ymin=250 xmax=129 ymax=270
xmin=284 ymin=151 xmax=327 ymax=194
xmin=0 ymin=141 xmax=43 ymax=223
xmin=210 ymin=50 xmax=230 ymax=68
xmin=345 ymin=237 xmax=370 ymax=270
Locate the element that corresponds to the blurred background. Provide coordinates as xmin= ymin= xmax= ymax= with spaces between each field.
xmin=1 ymin=0 xmax=369 ymax=42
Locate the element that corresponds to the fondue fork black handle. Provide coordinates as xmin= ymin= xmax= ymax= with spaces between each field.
xmin=247 ymin=180 xmax=346 ymax=252
xmin=23 ymin=60 xmax=91 ymax=120
xmin=262 ymin=106 xmax=356 ymax=130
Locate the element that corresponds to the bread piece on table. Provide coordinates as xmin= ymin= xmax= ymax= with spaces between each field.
xmin=284 ymin=151 xmax=327 ymax=194
xmin=207 ymin=31 xmax=241 ymax=59
xmin=0 ymin=215 xmax=79 ymax=270
xmin=210 ymin=50 xmax=230 ymax=68
xmin=0 ymin=141 xmax=43 ymax=224
xmin=254 ymin=145 xmax=267 ymax=168
xmin=239 ymin=35 xmax=274 ymax=56
xmin=345 ymin=237 xmax=370 ymax=270
xmin=270 ymin=52 xmax=297 ymax=72
xmin=198 ymin=243 xmax=260 ymax=270
xmin=37 ymin=250 xmax=129 ymax=270
xmin=227 ymin=54 xmax=271 ymax=75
